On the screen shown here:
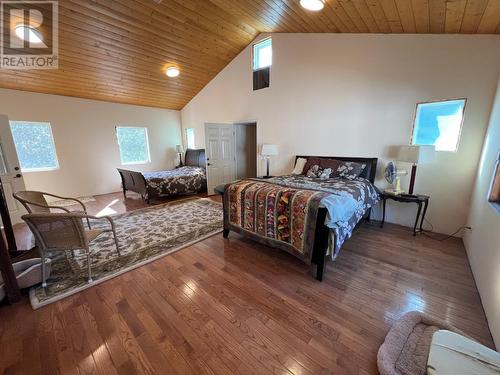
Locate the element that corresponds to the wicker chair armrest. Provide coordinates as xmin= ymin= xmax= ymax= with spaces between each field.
xmin=85 ymin=215 xmax=116 ymax=230
xmin=41 ymin=193 xmax=88 ymax=212
xmin=22 ymin=200 xmax=71 ymax=213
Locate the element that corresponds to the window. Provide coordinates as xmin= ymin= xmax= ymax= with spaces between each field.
xmin=489 ymin=152 xmax=500 ymax=214
xmin=185 ymin=128 xmax=195 ymax=149
xmin=253 ymin=38 xmax=271 ymax=91
xmin=253 ymin=38 xmax=272 ymax=71
xmin=116 ymin=126 xmax=150 ymax=165
xmin=10 ymin=121 xmax=59 ymax=172
xmin=411 ymin=99 xmax=466 ymax=152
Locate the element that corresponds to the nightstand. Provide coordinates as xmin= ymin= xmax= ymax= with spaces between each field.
xmin=380 ymin=193 xmax=430 ymax=236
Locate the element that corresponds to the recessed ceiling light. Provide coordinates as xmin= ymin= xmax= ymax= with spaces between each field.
xmin=166 ymin=67 xmax=180 ymax=77
xmin=300 ymin=0 xmax=325 ymax=11
xmin=15 ymin=25 xmax=43 ymax=44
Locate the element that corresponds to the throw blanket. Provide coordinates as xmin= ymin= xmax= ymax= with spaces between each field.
xmin=225 ymin=180 xmax=329 ymax=263
xmin=266 ymin=175 xmax=380 ymax=258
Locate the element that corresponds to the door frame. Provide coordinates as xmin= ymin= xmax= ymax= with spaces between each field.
xmin=232 ymin=121 xmax=258 ymax=179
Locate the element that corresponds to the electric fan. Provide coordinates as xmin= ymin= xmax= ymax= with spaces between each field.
xmin=384 ymin=161 xmax=408 ymax=195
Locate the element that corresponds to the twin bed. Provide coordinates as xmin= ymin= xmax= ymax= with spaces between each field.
xmin=223 ymin=156 xmax=379 ymax=281
xmin=117 ymin=149 xmax=207 ymax=203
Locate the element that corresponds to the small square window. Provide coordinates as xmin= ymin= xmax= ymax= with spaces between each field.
xmin=185 ymin=128 xmax=195 ymax=149
xmin=116 ymin=126 xmax=151 ymax=165
xmin=253 ymin=38 xmax=272 ymax=71
xmin=411 ymin=99 xmax=467 ymax=152
xmin=10 ymin=121 xmax=59 ymax=172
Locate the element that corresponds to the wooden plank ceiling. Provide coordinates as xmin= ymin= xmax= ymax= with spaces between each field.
xmin=0 ymin=0 xmax=499 ymax=110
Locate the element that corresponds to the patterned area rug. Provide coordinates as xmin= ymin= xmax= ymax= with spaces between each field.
xmin=51 ymin=196 xmax=96 ymax=207
xmin=30 ymin=198 xmax=223 ymax=309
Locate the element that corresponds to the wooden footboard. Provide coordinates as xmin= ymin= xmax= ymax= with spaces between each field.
xmin=117 ymin=168 xmax=149 ymax=202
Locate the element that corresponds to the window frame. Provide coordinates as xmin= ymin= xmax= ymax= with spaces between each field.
xmin=488 ymin=151 xmax=500 ymax=215
xmin=9 ymin=121 xmax=60 ymax=173
xmin=185 ymin=128 xmax=195 ymax=149
xmin=115 ymin=126 xmax=151 ymax=166
xmin=410 ymin=98 xmax=467 ymax=153
xmin=252 ymin=37 xmax=272 ymax=72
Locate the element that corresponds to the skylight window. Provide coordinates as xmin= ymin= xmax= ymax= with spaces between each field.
xmin=10 ymin=121 xmax=59 ymax=172
xmin=253 ymin=38 xmax=272 ymax=71
xmin=411 ymin=99 xmax=467 ymax=152
xmin=116 ymin=126 xmax=151 ymax=165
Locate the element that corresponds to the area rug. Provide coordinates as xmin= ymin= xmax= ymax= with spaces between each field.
xmin=51 ymin=196 xmax=96 ymax=207
xmin=29 ymin=198 xmax=223 ymax=309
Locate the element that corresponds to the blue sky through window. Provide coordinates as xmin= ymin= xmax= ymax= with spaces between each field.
xmin=412 ymin=99 xmax=466 ymax=152
xmin=10 ymin=121 xmax=59 ymax=171
xmin=253 ymin=38 xmax=272 ymax=71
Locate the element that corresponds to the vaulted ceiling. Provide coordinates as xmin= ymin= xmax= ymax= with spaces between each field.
xmin=0 ymin=0 xmax=499 ymax=110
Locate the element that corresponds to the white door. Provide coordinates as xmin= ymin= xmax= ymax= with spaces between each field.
xmin=205 ymin=123 xmax=236 ymax=195
xmin=0 ymin=115 xmax=27 ymax=224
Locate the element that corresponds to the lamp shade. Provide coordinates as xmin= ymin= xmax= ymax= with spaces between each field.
xmin=261 ymin=144 xmax=278 ymax=156
xmin=397 ymin=145 xmax=435 ymax=164
xmin=176 ymin=145 xmax=184 ymax=153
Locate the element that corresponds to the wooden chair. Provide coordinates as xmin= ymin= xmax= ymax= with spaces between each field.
xmin=22 ymin=212 xmax=121 ymax=287
xmin=13 ymin=190 xmax=92 ymax=229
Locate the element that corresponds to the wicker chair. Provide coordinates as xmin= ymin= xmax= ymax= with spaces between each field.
xmin=13 ymin=190 xmax=92 ymax=229
xmin=22 ymin=212 xmax=121 ymax=287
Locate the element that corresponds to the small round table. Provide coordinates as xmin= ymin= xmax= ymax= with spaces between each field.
xmin=380 ymin=193 xmax=430 ymax=236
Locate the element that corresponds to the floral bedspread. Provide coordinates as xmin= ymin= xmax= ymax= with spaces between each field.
xmin=144 ymin=166 xmax=206 ymax=199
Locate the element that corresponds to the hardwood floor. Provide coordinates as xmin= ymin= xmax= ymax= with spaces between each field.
xmin=1 ymin=192 xmax=494 ymax=374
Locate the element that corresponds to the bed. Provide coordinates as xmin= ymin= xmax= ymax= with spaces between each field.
xmin=223 ymin=156 xmax=379 ymax=281
xmin=117 ymin=148 xmax=207 ymax=203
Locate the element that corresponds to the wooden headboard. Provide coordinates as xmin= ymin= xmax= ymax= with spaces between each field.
xmin=295 ymin=155 xmax=378 ymax=183
xmin=185 ymin=148 xmax=206 ymax=168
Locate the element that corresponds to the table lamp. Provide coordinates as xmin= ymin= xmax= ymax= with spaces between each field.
xmin=261 ymin=144 xmax=278 ymax=178
xmin=176 ymin=145 xmax=184 ymax=167
xmin=397 ymin=145 xmax=435 ymax=195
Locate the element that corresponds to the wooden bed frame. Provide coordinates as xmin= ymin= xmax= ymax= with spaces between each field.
xmin=117 ymin=149 xmax=206 ymax=203
xmin=223 ymin=155 xmax=378 ymax=281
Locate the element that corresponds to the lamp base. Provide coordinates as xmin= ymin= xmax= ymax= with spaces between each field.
xmin=408 ymin=164 xmax=417 ymax=195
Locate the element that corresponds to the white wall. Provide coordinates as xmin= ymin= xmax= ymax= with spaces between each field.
xmin=464 ymin=77 xmax=500 ymax=347
xmin=0 ymin=88 xmax=181 ymax=197
xmin=181 ymin=33 xmax=500 ymax=235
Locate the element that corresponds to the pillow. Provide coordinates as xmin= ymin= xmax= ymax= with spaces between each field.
xmin=291 ymin=158 xmax=307 ymax=175
xmin=303 ymin=157 xmax=322 ymax=175
xmin=319 ymin=168 xmax=332 ymax=180
xmin=319 ymin=159 xmax=342 ymax=178
xmin=334 ymin=161 xmax=367 ymax=180
xmin=306 ymin=164 xmax=322 ymax=178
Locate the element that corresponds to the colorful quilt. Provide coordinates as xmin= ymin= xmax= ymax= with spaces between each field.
xmin=225 ymin=180 xmax=329 ymax=263
xmin=224 ymin=176 xmax=380 ymax=263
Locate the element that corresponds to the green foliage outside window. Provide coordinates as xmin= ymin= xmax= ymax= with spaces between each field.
xmin=10 ymin=121 xmax=59 ymax=171
xmin=116 ymin=126 xmax=150 ymax=164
